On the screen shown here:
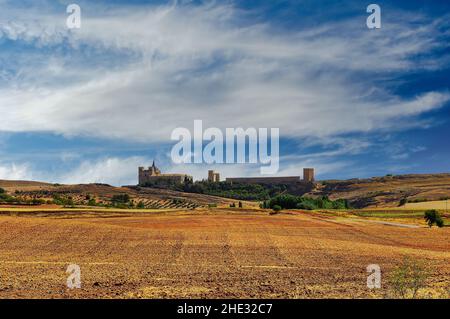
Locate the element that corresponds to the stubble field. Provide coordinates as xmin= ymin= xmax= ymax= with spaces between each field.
xmin=0 ymin=209 xmax=448 ymax=299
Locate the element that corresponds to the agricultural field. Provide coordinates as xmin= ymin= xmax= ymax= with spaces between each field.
xmin=0 ymin=208 xmax=448 ymax=299
xmin=402 ymin=200 xmax=450 ymax=210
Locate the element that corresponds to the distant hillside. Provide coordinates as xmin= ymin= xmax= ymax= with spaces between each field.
xmin=1 ymin=172 xmax=449 ymax=209
xmin=0 ymin=180 xmax=55 ymax=191
xmin=309 ymin=173 xmax=450 ymax=208
xmin=0 ymin=180 xmax=255 ymax=209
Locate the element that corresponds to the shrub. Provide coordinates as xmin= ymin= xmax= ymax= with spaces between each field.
xmin=137 ymin=201 xmax=145 ymax=209
xmin=399 ymin=198 xmax=408 ymax=207
xmin=388 ymin=257 xmax=427 ymax=299
xmin=272 ymin=205 xmax=282 ymax=212
xmin=238 ymin=201 xmax=243 ymax=208
xmin=0 ymin=188 xmax=5 ymax=194
xmin=111 ymin=194 xmax=130 ymax=204
xmin=424 ymin=210 xmax=444 ymax=228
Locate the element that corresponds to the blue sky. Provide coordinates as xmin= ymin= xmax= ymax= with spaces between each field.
xmin=0 ymin=0 xmax=449 ymax=185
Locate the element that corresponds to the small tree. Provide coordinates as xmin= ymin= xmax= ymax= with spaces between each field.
xmin=111 ymin=194 xmax=130 ymax=204
xmin=238 ymin=201 xmax=243 ymax=208
xmin=0 ymin=187 xmax=5 ymax=194
xmin=424 ymin=210 xmax=444 ymax=228
xmin=388 ymin=257 xmax=427 ymax=299
xmin=137 ymin=201 xmax=145 ymax=209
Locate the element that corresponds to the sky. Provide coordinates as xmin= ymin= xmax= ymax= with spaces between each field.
xmin=0 ymin=0 xmax=449 ymax=185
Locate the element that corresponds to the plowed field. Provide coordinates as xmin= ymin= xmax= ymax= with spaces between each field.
xmin=0 ymin=209 xmax=448 ymax=298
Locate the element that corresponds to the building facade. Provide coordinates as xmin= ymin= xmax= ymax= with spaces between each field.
xmin=138 ymin=161 xmax=193 ymax=186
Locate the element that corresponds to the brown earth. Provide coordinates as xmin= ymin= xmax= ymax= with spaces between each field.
xmin=0 ymin=209 xmax=448 ymax=299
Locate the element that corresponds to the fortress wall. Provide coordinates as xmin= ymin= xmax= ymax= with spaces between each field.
xmin=225 ymin=176 xmax=301 ymax=184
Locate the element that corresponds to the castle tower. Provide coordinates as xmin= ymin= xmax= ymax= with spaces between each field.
xmin=208 ymin=170 xmax=221 ymax=182
xmin=303 ymin=168 xmax=315 ymax=182
xmin=138 ymin=167 xmax=145 ymax=185
xmin=208 ymin=170 xmax=215 ymax=182
xmin=149 ymin=161 xmax=161 ymax=176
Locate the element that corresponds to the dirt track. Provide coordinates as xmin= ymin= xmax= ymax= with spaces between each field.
xmin=0 ymin=209 xmax=448 ymax=299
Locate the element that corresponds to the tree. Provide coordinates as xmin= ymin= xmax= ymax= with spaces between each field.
xmin=111 ymin=194 xmax=130 ymax=204
xmin=398 ymin=198 xmax=408 ymax=207
xmin=388 ymin=257 xmax=427 ymax=299
xmin=424 ymin=210 xmax=444 ymax=228
xmin=137 ymin=201 xmax=145 ymax=209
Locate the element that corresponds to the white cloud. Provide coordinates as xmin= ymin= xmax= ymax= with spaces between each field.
xmin=57 ymin=157 xmax=145 ymax=186
xmin=0 ymin=162 xmax=32 ymax=180
xmin=0 ymin=2 xmax=448 ymax=146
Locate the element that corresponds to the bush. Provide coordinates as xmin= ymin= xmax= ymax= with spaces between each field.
xmin=436 ymin=218 xmax=445 ymax=228
xmin=111 ymin=194 xmax=130 ymax=204
xmin=0 ymin=188 xmax=5 ymax=194
xmin=388 ymin=257 xmax=427 ymax=299
xmin=238 ymin=201 xmax=243 ymax=208
xmin=272 ymin=205 xmax=282 ymax=212
xmin=52 ymin=194 xmax=75 ymax=206
xmin=137 ymin=201 xmax=145 ymax=209
xmin=399 ymin=198 xmax=408 ymax=207
xmin=424 ymin=210 xmax=444 ymax=228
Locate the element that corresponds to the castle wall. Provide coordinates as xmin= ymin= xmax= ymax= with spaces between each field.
xmin=225 ymin=176 xmax=301 ymax=184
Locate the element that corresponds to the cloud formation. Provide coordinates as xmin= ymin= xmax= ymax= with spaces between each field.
xmin=0 ymin=1 xmax=448 ymax=144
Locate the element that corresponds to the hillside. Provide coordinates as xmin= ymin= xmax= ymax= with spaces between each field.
xmin=310 ymin=173 xmax=450 ymax=208
xmin=0 ymin=180 xmax=255 ymax=209
xmin=1 ymin=172 xmax=450 ymax=209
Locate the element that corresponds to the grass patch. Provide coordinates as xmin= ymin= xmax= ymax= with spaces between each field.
xmin=351 ymin=211 xmax=425 ymax=218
